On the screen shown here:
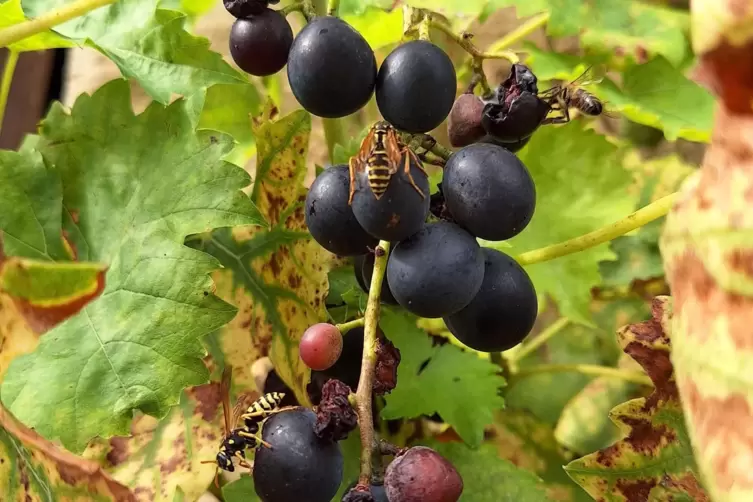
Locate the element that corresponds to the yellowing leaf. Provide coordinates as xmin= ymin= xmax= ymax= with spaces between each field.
xmin=0 ymin=403 xmax=135 ymax=500
xmin=198 ymin=107 xmax=332 ymax=406
xmin=103 ymin=384 xmax=224 ymax=502
xmin=0 ymin=294 xmax=38 ymax=383
xmin=565 ymin=297 xmax=710 ymax=501
xmin=660 ymin=105 xmax=753 ymax=502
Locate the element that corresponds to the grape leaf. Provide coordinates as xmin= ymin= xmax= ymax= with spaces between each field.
xmin=21 ymin=0 xmax=245 ymax=103
xmin=565 ymin=297 xmax=710 ymax=501
xmin=659 ymin=107 xmax=753 ymax=502
xmin=596 ymin=57 xmax=715 ymax=143
xmin=429 ymin=440 xmax=550 ymax=501
xmin=380 ymin=308 xmax=505 ymax=447
xmin=223 ymin=476 xmax=262 ymax=502
xmin=195 ymin=107 xmax=334 ymax=407
xmin=0 ymin=256 xmax=107 ymax=333
xmin=499 ymin=123 xmax=638 ymax=324
xmin=0 ymin=79 xmax=263 ymax=453
xmin=103 ymin=383 xmax=224 ymax=501
xmin=197 ymin=82 xmax=262 ymax=167
xmin=488 ymin=410 xmax=591 ymax=502
xmin=0 ymin=293 xmax=39 ymax=383
xmin=0 ymin=0 xmax=75 ymax=52
xmin=0 ymin=403 xmax=135 ymax=500
xmin=343 ymin=7 xmax=403 ymax=51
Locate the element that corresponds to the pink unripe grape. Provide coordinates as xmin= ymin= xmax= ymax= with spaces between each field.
xmin=299 ymin=323 xmax=343 ymax=371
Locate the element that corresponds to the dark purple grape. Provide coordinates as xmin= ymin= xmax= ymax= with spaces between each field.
xmin=443 ymin=143 xmax=535 ymax=241
xmin=444 ymin=248 xmax=537 ymax=352
xmin=254 ymin=408 xmax=343 ymax=502
xmin=386 ymin=222 xmax=484 ymax=318
xmin=351 ymin=153 xmax=429 ymax=241
xmin=305 ymin=165 xmax=378 ymax=256
xmin=376 ymin=40 xmax=457 ymax=133
xmin=229 ymin=9 xmax=293 ymax=77
xmin=360 ymin=253 xmax=399 ymax=305
xmin=481 ymin=63 xmax=549 ymax=142
xmin=448 ymin=93 xmax=485 ymax=147
xmin=384 ymin=446 xmax=463 ymax=502
xmin=287 ymin=17 xmax=376 ymax=118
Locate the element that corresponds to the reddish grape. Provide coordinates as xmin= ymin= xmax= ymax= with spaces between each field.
xmin=299 ymin=323 xmax=343 ymax=371
xmin=385 ymin=446 xmax=463 ymax=502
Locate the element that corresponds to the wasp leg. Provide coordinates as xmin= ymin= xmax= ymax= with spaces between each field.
xmin=234 ymin=452 xmax=253 ymax=470
xmin=238 ymin=430 xmax=273 ymax=449
xmin=348 ymin=156 xmax=358 ymax=205
xmin=241 ymin=407 xmax=284 ymax=421
xmin=399 ymin=147 xmax=427 ymax=199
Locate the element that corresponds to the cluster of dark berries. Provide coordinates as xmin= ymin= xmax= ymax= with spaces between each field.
xmin=225 ymin=0 xmax=293 ymax=77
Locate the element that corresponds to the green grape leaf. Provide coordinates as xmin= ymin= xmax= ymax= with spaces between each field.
xmin=499 ymin=123 xmax=638 ymax=324
xmin=0 ymin=403 xmax=136 ymax=499
xmin=565 ymin=297 xmax=710 ymax=501
xmin=429 ymin=440 xmax=551 ymax=501
xmin=160 ymin=0 xmax=216 ymax=18
xmin=197 ymin=82 xmax=262 ymax=167
xmin=223 ymin=476 xmax=262 ymax=502
xmin=488 ymin=410 xmax=591 ymax=501
xmin=0 ymin=79 xmax=263 ymax=453
xmin=596 ymin=57 xmax=715 ymax=142
xmin=104 ymin=384 xmax=225 ymax=501
xmin=343 ymin=7 xmax=403 ymax=51
xmin=380 ymin=309 xmax=505 ymax=447
xmin=195 ymin=107 xmax=334 ymax=406
xmin=0 ymin=0 xmax=75 ymax=52
xmin=21 ymin=0 xmax=245 ymax=103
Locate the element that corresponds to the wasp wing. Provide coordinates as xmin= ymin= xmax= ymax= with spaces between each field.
xmin=220 ymin=366 xmax=233 ymax=436
xmin=231 ymin=391 xmax=260 ymax=429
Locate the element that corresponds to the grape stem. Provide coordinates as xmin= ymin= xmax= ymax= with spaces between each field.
xmin=284 ymin=0 xmax=318 ymax=21
xmin=516 ymin=193 xmax=678 ymax=266
xmin=0 ymin=50 xmax=19 ymax=136
xmin=506 ymin=318 xmax=569 ymax=368
xmin=0 ymin=0 xmax=116 ymax=47
xmin=336 ymin=317 xmax=365 ymax=334
xmin=354 ymin=240 xmax=391 ymax=486
xmin=512 ymin=363 xmax=653 ymax=386
xmin=326 ymin=0 xmax=340 ymax=16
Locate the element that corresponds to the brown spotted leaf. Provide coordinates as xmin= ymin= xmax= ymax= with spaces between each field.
xmin=194 ymin=105 xmax=333 ymax=406
xmin=0 ymin=403 xmax=135 ymax=501
xmin=98 ymin=383 xmax=225 ymax=501
xmin=564 ymin=297 xmax=710 ymax=501
xmin=660 ymin=101 xmax=753 ymax=500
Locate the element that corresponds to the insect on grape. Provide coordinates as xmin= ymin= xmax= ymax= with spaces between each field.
xmin=539 ymin=66 xmax=606 ymax=124
xmin=201 ymin=367 xmax=285 ymax=486
xmin=348 ymin=121 xmax=428 ymax=204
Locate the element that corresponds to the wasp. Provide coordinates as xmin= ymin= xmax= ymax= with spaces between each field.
xmin=348 ymin=121 xmax=427 ymax=204
xmin=201 ymin=368 xmax=284 ymax=484
xmin=539 ymin=66 xmax=605 ymax=124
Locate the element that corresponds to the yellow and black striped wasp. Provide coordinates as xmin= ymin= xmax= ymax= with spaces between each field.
xmin=201 ymin=368 xmax=285 ymax=483
xmin=348 ymin=121 xmax=428 ymax=204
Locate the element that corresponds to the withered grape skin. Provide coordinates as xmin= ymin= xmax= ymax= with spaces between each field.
xmin=443 ymin=143 xmax=535 ymax=241
xmin=376 ymin=40 xmax=456 ymax=133
xmin=444 ymin=248 xmax=537 ymax=352
xmin=287 ymin=17 xmax=376 ymax=118
xmin=351 ymin=154 xmax=430 ymax=241
xmin=229 ymin=10 xmax=293 ymax=77
xmin=386 ymin=222 xmax=484 ymax=318
xmin=384 ymin=446 xmax=463 ymax=502
xmin=305 ymin=165 xmax=377 ymax=256
xmin=254 ymin=408 xmax=343 ymax=502
xmin=224 ymin=0 xmax=279 ymax=18
xmin=299 ymin=323 xmax=343 ymax=371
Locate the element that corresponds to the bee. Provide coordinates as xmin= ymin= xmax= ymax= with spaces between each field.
xmin=539 ymin=66 xmax=605 ymax=124
xmin=201 ymin=368 xmax=276 ymax=483
xmin=348 ymin=121 xmax=427 ymax=204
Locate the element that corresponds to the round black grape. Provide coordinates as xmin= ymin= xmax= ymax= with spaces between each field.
xmin=254 ymin=408 xmax=343 ymax=502
xmin=360 ymin=253 xmax=399 ymax=305
xmin=305 ymin=165 xmax=378 ymax=256
xmin=351 ymin=154 xmax=429 ymax=241
xmin=287 ymin=17 xmax=376 ymax=118
xmin=224 ymin=0 xmax=279 ymax=18
xmin=229 ymin=9 xmax=292 ymax=77
xmin=443 ymin=143 xmax=535 ymax=241
xmin=444 ymin=248 xmax=537 ymax=352
xmin=386 ymin=222 xmax=484 ymax=318
xmin=376 ymin=40 xmax=456 ymax=133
